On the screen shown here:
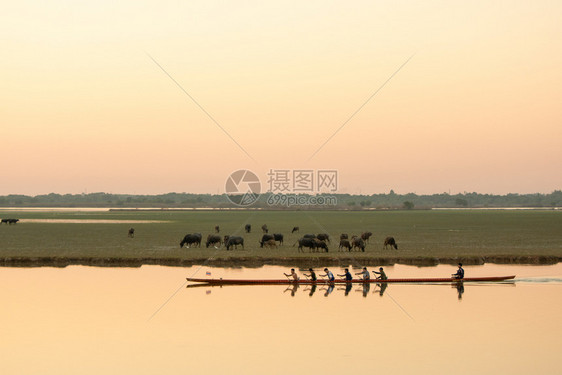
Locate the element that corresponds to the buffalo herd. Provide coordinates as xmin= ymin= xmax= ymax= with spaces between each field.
xmin=179 ymin=224 xmax=398 ymax=253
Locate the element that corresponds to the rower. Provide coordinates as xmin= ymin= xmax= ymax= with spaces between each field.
xmin=452 ymin=263 xmax=464 ymax=279
xmin=303 ymin=268 xmax=317 ymax=281
xmin=284 ymin=268 xmax=299 ymax=281
xmin=321 ymin=268 xmax=335 ymax=282
xmin=373 ymin=267 xmax=388 ymax=280
xmin=355 ymin=267 xmax=370 ymax=280
xmin=338 ymin=268 xmax=353 ymax=281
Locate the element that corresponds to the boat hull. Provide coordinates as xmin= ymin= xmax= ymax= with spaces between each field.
xmin=186 ymin=275 xmax=515 ymax=285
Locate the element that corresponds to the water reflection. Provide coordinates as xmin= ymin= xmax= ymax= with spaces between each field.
xmin=373 ymin=283 xmax=388 ymax=297
xmin=283 ymin=284 xmax=299 ymax=297
xmin=0 ymin=264 xmax=560 ymax=374
xmin=303 ymin=284 xmax=317 ymax=297
xmin=320 ymin=283 xmax=335 ymax=297
xmin=186 ymin=279 xmax=514 ymax=302
xmin=455 ymin=281 xmax=465 ymax=300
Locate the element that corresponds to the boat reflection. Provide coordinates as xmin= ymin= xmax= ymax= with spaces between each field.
xmin=302 ymin=284 xmax=317 ymax=296
xmin=185 ymin=280 xmax=514 ymax=300
xmin=355 ymin=282 xmax=370 ymax=297
xmin=283 ymin=284 xmax=299 ymax=297
xmin=454 ymin=281 xmax=464 ymax=300
xmin=373 ymin=282 xmax=388 ymax=297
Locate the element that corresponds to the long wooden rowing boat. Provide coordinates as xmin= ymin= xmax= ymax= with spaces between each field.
xmin=186 ymin=275 xmax=515 ymax=285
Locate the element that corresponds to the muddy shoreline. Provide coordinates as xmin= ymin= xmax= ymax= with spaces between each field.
xmin=0 ymin=255 xmax=560 ymax=268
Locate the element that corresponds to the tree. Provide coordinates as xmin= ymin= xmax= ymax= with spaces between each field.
xmin=455 ymin=198 xmax=468 ymax=207
xmin=403 ymin=201 xmax=414 ymax=210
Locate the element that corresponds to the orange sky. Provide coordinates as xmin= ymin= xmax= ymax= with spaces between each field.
xmin=1 ymin=1 xmax=560 ymax=195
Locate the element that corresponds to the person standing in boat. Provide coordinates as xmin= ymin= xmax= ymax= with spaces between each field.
xmin=321 ymin=268 xmax=335 ymax=282
xmin=284 ymin=268 xmax=299 ymax=281
xmin=304 ymin=268 xmax=317 ymax=281
xmin=355 ymin=267 xmax=370 ymax=280
xmin=452 ymin=263 xmax=464 ymax=279
xmin=338 ymin=268 xmax=353 ymax=281
xmin=373 ymin=267 xmax=388 ymax=280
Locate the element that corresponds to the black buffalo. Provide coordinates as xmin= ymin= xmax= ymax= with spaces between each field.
xmin=361 ymin=232 xmax=373 ymax=243
xmin=245 ymin=224 xmax=251 ymax=233
xmin=352 ymin=237 xmax=366 ymax=252
xmin=261 ymin=224 xmax=269 ymax=233
xmin=260 ymin=234 xmax=275 ymax=247
xmin=180 ymin=233 xmax=202 ymax=248
xmin=384 ymin=236 xmax=398 ymax=250
xmin=273 ymin=233 xmax=284 ymax=245
xmin=206 ymin=234 xmax=222 ymax=248
xmin=303 ymin=234 xmax=316 ymax=239
xmin=340 ymin=233 xmax=348 ymax=240
xmin=225 ymin=236 xmax=244 ymax=250
xmin=291 ymin=226 xmax=299 ymax=233
xmin=297 ymin=238 xmax=317 ymax=253
xmin=339 ymin=239 xmax=352 ymax=251
xmin=214 ymin=225 xmax=220 ymax=233
xmin=317 ymin=233 xmax=330 ymax=243
xmin=128 ymin=228 xmax=135 ymax=238
xmin=1 ymin=218 xmax=19 ymax=224
xmin=314 ymin=239 xmax=329 ymax=252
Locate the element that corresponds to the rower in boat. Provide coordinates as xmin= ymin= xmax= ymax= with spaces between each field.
xmin=355 ymin=267 xmax=370 ymax=280
xmin=337 ymin=268 xmax=353 ymax=281
xmin=303 ymin=268 xmax=317 ymax=281
xmin=321 ymin=268 xmax=335 ymax=282
xmin=284 ymin=268 xmax=299 ymax=281
xmin=452 ymin=263 xmax=464 ymax=280
xmin=373 ymin=267 xmax=388 ymax=280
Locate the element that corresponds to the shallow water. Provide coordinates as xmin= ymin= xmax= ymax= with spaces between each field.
xmin=20 ymin=219 xmax=168 ymax=224
xmin=0 ymin=264 xmax=560 ymax=374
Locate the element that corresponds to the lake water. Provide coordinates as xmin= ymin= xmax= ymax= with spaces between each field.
xmin=1 ymin=264 xmax=560 ymax=374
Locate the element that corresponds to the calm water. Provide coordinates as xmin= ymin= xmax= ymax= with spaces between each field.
xmin=1 ymin=264 xmax=560 ymax=374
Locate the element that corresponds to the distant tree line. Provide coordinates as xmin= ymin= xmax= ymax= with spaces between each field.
xmin=0 ymin=190 xmax=560 ymax=209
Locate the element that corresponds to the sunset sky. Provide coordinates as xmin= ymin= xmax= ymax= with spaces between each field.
xmin=2 ymin=1 xmax=560 ymax=195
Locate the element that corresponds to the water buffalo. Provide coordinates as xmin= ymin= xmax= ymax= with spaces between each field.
xmin=291 ymin=226 xmax=299 ymax=233
xmin=260 ymin=234 xmax=275 ymax=247
xmin=361 ymin=232 xmax=373 ymax=243
xmin=128 ymin=228 xmax=135 ymax=238
xmin=339 ymin=239 xmax=352 ymax=252
xmin=180 ymin=233 xmax=202 ymax=248
xmin=340 ymin=233 xmax=348 ymax=240
xmin=384 ymin=236 xmax=398 ymax=250
xmin=352 ymin=237 xmax=366 ymax=252
xmin=297 ymin=238 xmax=317 ymax=253
xmin=314 ymin=239 xmax=329 ymax=252
xmin=1 ymin=218 xmax=19 ymax=224
xmin=317 ymin=233 xmax=330 ymax=243
xmin=261 ymin=224 xmax=269 ymax=234
xmin=214 ymin=226 xmax=220 ymax=233
xmin=206 ymin=234 xmax=222 ymax=248
xmin=273 ymin=233 xmax=284 ymax=245
xmin=262 ymin=239 xmax=277 ymax=249
xmin=245 ymin=224 xmax=251 ymax=233
xmin=225 ymin=236 xmax=244 ymax=250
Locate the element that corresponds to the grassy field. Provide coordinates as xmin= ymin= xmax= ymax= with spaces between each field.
xmin=0 ymin=209 xmax=561 ymax=266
